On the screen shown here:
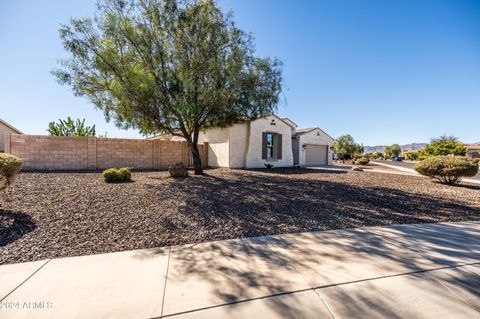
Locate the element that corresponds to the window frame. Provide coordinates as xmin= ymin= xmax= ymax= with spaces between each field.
xmin=265 ymin=132 xmax=279 ymax=162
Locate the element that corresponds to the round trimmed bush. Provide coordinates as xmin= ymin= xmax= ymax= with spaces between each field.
xmin=356 ymin=157 xmax=370 ymax=165
xmin=118 ymin=167 xmax=132 ymax=182
xmin=0 ymin=153 xmax=23 ymax=188
xmin=102 ymin=167 xmax=132 ymax=183
xmin=414 ymin=156 xmax=478 ymax=185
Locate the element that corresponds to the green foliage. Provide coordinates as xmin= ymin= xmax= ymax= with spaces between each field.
xmin=102 ymin=167 xmax=132 ymax=183
xmin=52 ymin=0 xmax=283 ymax=174
xmin=414 ymin=156 xmax=478 ymax=185
xmin=416 ymin=135 xmax=466 ymax=160
xmin=353 ymin=143 xmax=364 ymax=157
xmin=404 ymin=151 xmax=419 ymax=161
xmin=118 ymin=167 xmax=132 ymax=182
xmin=384 ymin=144 xmax=401 ymax=159
xmin=370 ymin=152 xmax=384 ymax=159
xmin=48 ymin=117 xmax=96 ymax=137
xmin=264 ymin=163 xmax=274 ymax=169
xmin=0 ymin=153 xmax=23 ymax=188
xmin=356 ymin=157 xmax=370 ymax=165
xmin=333 ymin=135 xmax=363 ymax=160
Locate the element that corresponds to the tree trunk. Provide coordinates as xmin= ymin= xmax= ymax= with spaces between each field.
xmin=189 ymin=142 xmax=204 ymax=175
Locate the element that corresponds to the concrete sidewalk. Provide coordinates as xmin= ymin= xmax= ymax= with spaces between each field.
xmin=1 ymin=222 xmax=479 ymax=319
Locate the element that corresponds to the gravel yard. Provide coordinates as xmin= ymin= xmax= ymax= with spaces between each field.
xmin=1 ymin=168 xmax=479 ymax=264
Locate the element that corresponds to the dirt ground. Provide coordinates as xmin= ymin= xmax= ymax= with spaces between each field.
xmin=1 ymin=167 xmax=479 ymax=264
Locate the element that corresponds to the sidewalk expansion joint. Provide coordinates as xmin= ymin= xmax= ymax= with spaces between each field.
xmin=0 ymin=259 xmax=51 ymax=303
xmin=154 ymin=261 xmax=480 ymax=319
xmin=160 ymin=246 xmax=172 ymax=318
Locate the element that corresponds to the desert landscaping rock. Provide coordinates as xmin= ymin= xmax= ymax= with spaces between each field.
xmin=0 ymin=168 xmax=479 ymax=264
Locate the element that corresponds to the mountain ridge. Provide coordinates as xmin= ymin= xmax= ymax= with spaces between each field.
xmin=364 ymin=143 xmax=428 ymax=153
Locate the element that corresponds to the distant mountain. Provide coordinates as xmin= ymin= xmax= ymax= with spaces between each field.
xmin=364 ymin=143 xmax=428 ymax=153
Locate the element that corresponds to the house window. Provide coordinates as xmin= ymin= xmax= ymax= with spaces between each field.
xmin=262 ymin=132 xmax=282 ymax=161
xmin=266 ymin=133 xmax=274 ymax=159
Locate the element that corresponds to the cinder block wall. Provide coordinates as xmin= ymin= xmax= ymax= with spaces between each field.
xmin=4 ymin=134 xmax=207 ymax=170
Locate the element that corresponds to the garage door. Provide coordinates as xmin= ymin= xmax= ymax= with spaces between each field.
xmin=305 ymin=144 xmax=328 ymax=166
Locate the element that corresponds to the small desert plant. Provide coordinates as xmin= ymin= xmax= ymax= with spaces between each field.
xmin=356 ymin=157 xmax=370 ymax=165
xmin=414 ymin=156 xmax=478 ymax=185
xmin=264 ymin=163 xmax=274 ymax=169
xmin=118 ymin=167 xmax=132 ymax=181
xmin=0 ymin=153 xmax=23 ymax=188
xmin=168 ymin=163 xmax=188 ymax=178
xmin=102 ymin=167 xmax=132 ymax=183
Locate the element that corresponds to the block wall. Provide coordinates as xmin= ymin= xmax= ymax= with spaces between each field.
xmin=5 ymin=134 xmax=207 ymax=170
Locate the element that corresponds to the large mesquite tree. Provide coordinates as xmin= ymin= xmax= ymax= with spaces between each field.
xmin=53 ymin=0 xmax=283 ymax=174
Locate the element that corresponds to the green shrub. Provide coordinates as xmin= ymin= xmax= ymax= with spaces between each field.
xmin=0 ymin=153 xmax=23 ymax=188
xmin=356 ymin=157 xmax=370 ymax=165
xmin=404 ymin=151 xmax=419 ymax=161
xmin=102 ymin=167 xmax=132 ymax=183
xmin=118 ymin=167 xmax=132 ymax=181
xmin=417 ymin=135 xmax=466 ymax=160
xmin=371 ymin=152 xmax=384 ymax=159
xmin=414 ymin=156 xmax=478 ymax=185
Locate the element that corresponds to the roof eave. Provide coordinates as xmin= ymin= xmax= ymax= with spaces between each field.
xmin=0 ymin=119 xmax=22 ymax=134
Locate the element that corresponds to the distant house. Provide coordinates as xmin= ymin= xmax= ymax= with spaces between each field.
xmin=466 ymin=143 xmax=480 ymax=159
xmin=157 ymin=114 xmax=334 ymax=168
xmin=0 ymin=119 xmax=22 ymax=152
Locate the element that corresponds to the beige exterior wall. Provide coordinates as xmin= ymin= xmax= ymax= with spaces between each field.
xmin=245 ymin=115 xmax=294 ymax=168
xmin=6 ymin=134 xmax=207 ymax=170
xmin=199 ymin=115 xmax=296 ymax=168
xmin=298 ymin=129 xmax=334 ymax=166
xmin=228 ymin=123 xmax=249 ymax=168
xmin=0 ymin=122 xmax=20 ymax=152
xmin=198 ymin=128 xmax=230 ymax=167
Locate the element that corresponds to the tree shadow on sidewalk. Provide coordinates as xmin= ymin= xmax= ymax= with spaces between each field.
xmin=141 ymin=221 xmax=480 ymax=317
xmin=140 ymin=170 xmax=480 ymax=316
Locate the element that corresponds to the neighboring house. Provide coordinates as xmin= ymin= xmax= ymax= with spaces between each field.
xmin=0 ymin=119 xmax=22 ymax=152
xmin=157 ymin=114 xmax=334 ymax=168
xmin=466 ymin=143 xmax=480 ymax=159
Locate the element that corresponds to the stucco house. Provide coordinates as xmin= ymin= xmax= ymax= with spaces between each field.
xmin=466 ymin=142 xmax=480 ymax=159
xmin=292 ymin=127 xmax=334 ymax=166
xmin=0 ymin=119 xmax=22 ymax=152
xmin=195 ymin=114 xmax=334 ymax=168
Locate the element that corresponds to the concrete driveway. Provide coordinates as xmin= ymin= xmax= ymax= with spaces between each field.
xmin=1 ymin=222 xmax=479 ymax=318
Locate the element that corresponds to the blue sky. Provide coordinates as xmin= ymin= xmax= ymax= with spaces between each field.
xmin=1 ymin=0 xmax=479 ymax=145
